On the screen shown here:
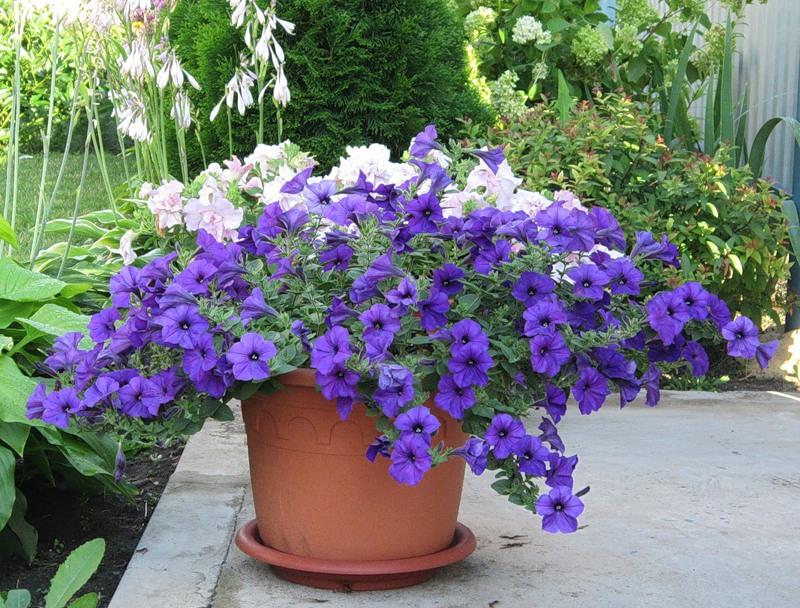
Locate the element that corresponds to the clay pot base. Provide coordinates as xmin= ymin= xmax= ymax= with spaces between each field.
xmin=235 ymin=519 xmax=477 ymax=591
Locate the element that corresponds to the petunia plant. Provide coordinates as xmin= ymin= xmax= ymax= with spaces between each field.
xmin=26 ymin=126 xmax=777 ymax=534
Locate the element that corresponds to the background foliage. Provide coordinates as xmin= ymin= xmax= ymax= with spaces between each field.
xmin=462 ymin=93 xmax=790 ymax=326
xmin=170 ymin=0 xmax=490 ymax=169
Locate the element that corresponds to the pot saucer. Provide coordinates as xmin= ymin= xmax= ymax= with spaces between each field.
xmin=235 ymin=519 xmax=476 ymax=591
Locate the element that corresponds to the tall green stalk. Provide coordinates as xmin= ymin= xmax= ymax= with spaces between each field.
xmin=30 ymin=19 xmax=62 ymax=262
xmin=1 ymin=0 xmax=24 ymax=259
xmin=59 ymin=116 xmax=93 ymax=279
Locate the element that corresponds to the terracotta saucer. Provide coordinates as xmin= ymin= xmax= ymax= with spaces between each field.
xmin=235 ymin=519 xmax=476 ymax=591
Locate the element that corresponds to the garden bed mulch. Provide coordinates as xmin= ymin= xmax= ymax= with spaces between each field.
xmin=0 ymin=442 xmax=184 ymax=608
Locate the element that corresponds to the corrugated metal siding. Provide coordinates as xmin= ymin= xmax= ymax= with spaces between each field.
xmin=650 ymin=0 xmax=800 ymax=191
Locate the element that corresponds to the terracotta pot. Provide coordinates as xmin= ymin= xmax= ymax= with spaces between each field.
xmin=237 ymin=368 xmax=474 ymax=589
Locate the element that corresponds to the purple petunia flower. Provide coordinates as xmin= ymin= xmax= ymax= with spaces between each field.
xmin=675 ymin=282 xmax=709 ymax=320
xmin=568 ymin=264 xmax=609 ymax=300
xmin=325 ymin=297 xmax=358 ymax=328
xmin=722 ymin=316 xmax=760 ymax=359
xmin=449 ymin=319 xmax=489 ymax=355
xmin=395 ymin=406 xmax=440 ymax=440
xmin=364 ymin=253 xmax=405 ymax=283
xmin=604 ymin=258 xmax=644 ymax=296
xmin=590 ymin=207 xmax=626 ymax=251
xmin=539 ymin=417 xmax=565 ymax=453
xmin=470 ymin=146 xmax=505 ymax=173
xmin=448 ymin=342 xmax=494 ymax=388
xmin=418 ymin=290 xmax=450 ymax=331
xmin=81 ymin=375 xmax=120 ymax=410
xmin=240 ymin=287 xmax=278 ymax=324
xmin=45 ymin=332 xmax=85 ymax=372
xmin=319 ymin=243 xmax=354 ymax=272
xmin=640 ymin=364 xmax=661 ymax=406
xmin=310 ymin=326 xmax=352 ymax=374
xmin=454 ymin=437 xmax=489 ymax=475
xmin=25 ymin=383 xmax=49 ymax=422
xmin=512 ymin=271 xmax=555 ymax=307
xmin=756 ymin=339 xmax=779 ymax=370
xmin=682 ymin=341 xmax=709 ymax=376
xmin=536 ymin=486 xmax=584 ymax=533
xmin=646 ymin=292 xmax=690 ymax=346
xmin=386 ymin=277 xmax=418 ymax=308
xmin=630 ymin=231 xmax=681 ymax=267
xmin=40 ymin=388 xmax=80 ymax=428
xmin=409 ymin=124 xmax=441 ymax=158
xmin=707 ymin=294 xmax=732 ymax=329
xmin=373 ymin=364 xmax=415 ymax=417
xmin=118 ymin=376 xmax=151 ymax=418
xmin=183 ymin=333 xmax=218 ymax=380
xmin=88 ymin=309 xmax=121 ymax=343
xmin=226 ymin=333 xmax=277 ymax=381
xmin=523 ymin=297 xmax=567 ymax=337
xmin=291 ymin=320 xmax=312 ymax=352
xmin=155 ymin=304 xmax=209 ymax=349
xmin=349 ymin=274 xmax=381 ymax=305
xmin=572 ymin=367 xmax=609 ymax=415
xmin=546 ymin=452 xmax=578 ymax=489
xmin=474 ymin=240 xmax=511 ymax=274
xmin=366 ymin=435 xmax=391 ymax=462
xmin=142 ymin=368 xmax=182 ymax=415
xmin=175 ymin=259 xmax=218 ymax=296
xmin=432 ymin=263 xmax=465 ymax=296
xmin=109 ymin=265 xmax=141 ymax=308
xmin=359 ymin=304 xmax=401 ymax=344
xmin=316 ymin=364 xmax=360 ymax=419
xmin=389 ymin=434 xmax=432 ymax=486
xmin=535 ymin=383 xmax=567 ymax=423
xmin=434 ymin=374 xmax=476 ymax=419
xmin=529 ymin=332 xmax=571 ymax=377
xmin=536 ymin=204 xmax=576 ymax=250
xmin=406 ymin=192 xmax=443 ymax=235
xmin=485 ymin=413 xmax=525 ymax=459
xmin=514 ymin=435 xmax=550 ymax=476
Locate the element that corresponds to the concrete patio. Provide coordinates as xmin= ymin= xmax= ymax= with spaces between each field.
xmin=108 ymin=390 xmax=800 ymax=608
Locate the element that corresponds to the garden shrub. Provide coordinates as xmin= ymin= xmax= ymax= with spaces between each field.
xmin=462 ymin=94 xmax=790 ymax=326
xmin=170 ymin=0 xmax=490 ymax=170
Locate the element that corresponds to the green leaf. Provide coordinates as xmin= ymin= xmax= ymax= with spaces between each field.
xmin=0 ymin=259 xmax=66 ymax=302
xmin=555 ymin=70 xmax=572 ymax=127
xmin=727 ymin=253 xmax=743 ymax=275
xmin=0 ymin=356 xmax=41 ymax=425
xmin=750 ymin=117 xmax=800 ymax=179
xmin=5 ymin=590 xmax=31 ymax=608
xmin=0 ymin=335 xmax=12 ymax=353
xmin=15 ymin=304 xmax=89 ymax=344
xmin=0 ymin=422 xmax=30 ymax=457
xmin=4 ymin=490 xmax=37 ymax=561
xmin=67 ymin=593 xmax=98 ymax=608
xmin=0 ymin=301 xmax=38 ymax=330
xmin=0 ymin=445 xmax=16 ymax=530
xmin=44 ymin=538 xmax=105 ymax=608
xmin=782 ymin=200 xmax=800 ymax=261
xmin=719 ymin=14 xmax=735 ymax=166
xmin=0 ymin=216 xmax=18 ymax=248
xmin=704 ymin=75 xmax=717 ymax=155
xmin=664 ymin=22 xmax=699 ymax=142
xmin=59 ymin=283 xmax=92 ymax=299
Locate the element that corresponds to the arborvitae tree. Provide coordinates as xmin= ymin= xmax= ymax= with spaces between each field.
xmin=169 ymin=0 xmax=489 ymax=170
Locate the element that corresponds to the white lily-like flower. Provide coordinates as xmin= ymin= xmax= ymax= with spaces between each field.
xmin=120 ymin=39 xmax=155 ymax=82
xmin=273 ymin=64 xmax=290 ymax=106
xmin=171 ymin=89 xmax=192 ymax=129
xmin=111 ymin=88 xmax=150 ymax=142
xmin=157 ymin=50 xmax=200 ymax=90
xmin=210 ymin=58 xmax=257 ymax=121
xmin=119 ymin=230 xmax=138 ymax=265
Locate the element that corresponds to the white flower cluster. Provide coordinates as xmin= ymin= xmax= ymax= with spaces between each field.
xmin=511 ymin=15 xmax=552 ymax=45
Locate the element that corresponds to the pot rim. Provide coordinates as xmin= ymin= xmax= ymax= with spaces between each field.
xmin=274 ymin=367 xmax=317 ymax=388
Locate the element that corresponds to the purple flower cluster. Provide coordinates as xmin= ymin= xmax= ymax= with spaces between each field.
xmin=26 ymin=124 xmax=779 ymax=536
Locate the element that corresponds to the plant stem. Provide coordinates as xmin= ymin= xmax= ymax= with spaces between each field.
xmin=29 ymin=62 xmax=84 ymax=267
xmin=30 ymin=18 xmax=62 ymax=262
xmin=59 ymin=114 xmax=93 ymax=279
xmin=227 ymin=107 xmax=234 ymax=158
xmin=1 ymin=0 xmax=24 ymax=259
xmin=88 ymin=83 xmax=120 ymax=227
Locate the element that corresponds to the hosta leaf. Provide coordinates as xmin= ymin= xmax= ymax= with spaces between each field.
xmin=0 ymin=445 xmax=16 ymax=529
xmin=0 ymin=259 xmax=66 ymax=302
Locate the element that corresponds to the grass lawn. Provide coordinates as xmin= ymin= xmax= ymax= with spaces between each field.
xmin=0 ymin=152 xmax=128 ymax=261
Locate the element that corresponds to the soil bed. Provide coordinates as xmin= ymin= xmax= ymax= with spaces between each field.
xmin=0 ymin=443 xmax=184 ymax=607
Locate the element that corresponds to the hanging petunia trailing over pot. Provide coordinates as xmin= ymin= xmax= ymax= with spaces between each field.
xmin=26 ymin=125 xmax=777 ymax=536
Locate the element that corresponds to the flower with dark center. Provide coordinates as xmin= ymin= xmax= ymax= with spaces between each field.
xmin=395 ymin=406 xmax=440 ymax=441
xmin=448 ymin=342 xmax=494 ymax=388
xmin=535 ymin=486 xmax=584 ymax=533
xmin=226 ymin=333 xmax=276 ymax=381
xmin=389 ymin=434 xmax=432 ymax=485
xmin=485 ymin=413 xmax=525 ymax=459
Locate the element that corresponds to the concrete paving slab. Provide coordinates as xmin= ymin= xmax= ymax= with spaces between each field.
xmin=109 ymin=391 xmax=800 ymax=608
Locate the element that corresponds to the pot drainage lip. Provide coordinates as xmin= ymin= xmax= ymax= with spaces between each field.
xmin=235 ymin=519 xmax=476 ymax=581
